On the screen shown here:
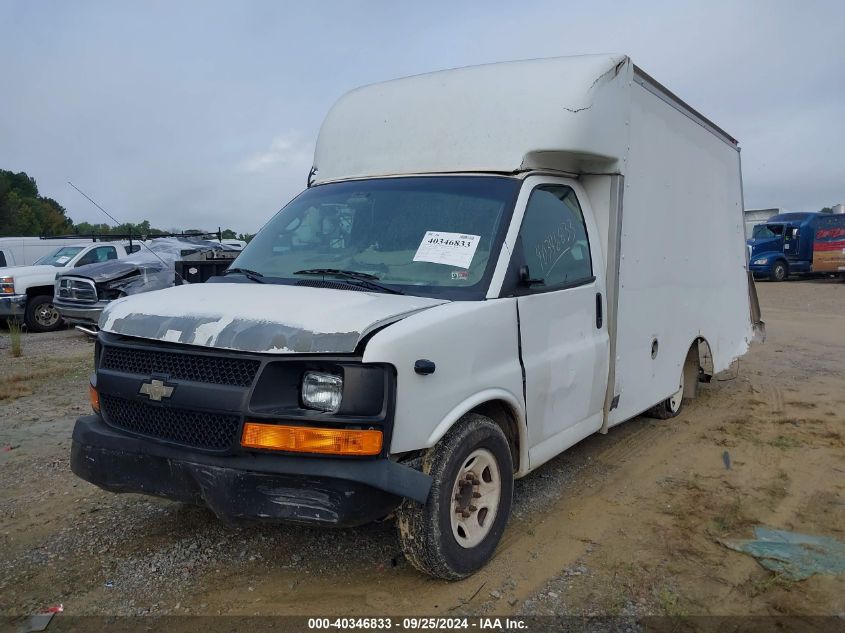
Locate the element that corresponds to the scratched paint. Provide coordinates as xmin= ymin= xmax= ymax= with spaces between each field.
xmin=99 ymin=282 xmax=446 ymax=354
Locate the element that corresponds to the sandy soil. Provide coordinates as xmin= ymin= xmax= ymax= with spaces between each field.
xmin=0 ymin=280 xmax=843 ymax=619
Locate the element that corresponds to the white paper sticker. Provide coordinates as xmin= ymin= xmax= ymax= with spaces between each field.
xmin=56 ymin=256 xmax=70 ymax=264
xmin=413 ymin=231 xmax=481 ymax=269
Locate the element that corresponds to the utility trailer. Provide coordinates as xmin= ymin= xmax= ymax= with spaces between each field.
xmin=71 ymin=55 xmax=762 ymax=579
xmin=175 ymin=248 xmax=239 ymax=285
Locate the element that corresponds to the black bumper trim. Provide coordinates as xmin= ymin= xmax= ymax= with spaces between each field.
xmin=72 ymin=415 xmax=432 ymax=524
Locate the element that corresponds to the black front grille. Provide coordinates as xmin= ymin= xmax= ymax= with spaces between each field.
xmin=101 ymin=346 xmax=259 ymax=387
xmin=100 ymin=394 xmax=240 ymax=450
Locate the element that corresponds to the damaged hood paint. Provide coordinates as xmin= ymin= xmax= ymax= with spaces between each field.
xmin=99 ymin=282 xmax=448 ymax=354
xmin=61 ymin=259 xmax=160 ymax=283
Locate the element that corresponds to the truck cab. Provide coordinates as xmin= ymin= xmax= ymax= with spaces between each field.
xmin=0 ymin=241 xmax=134 ymax=332
xmin=747 ymin=212 xmax=819 ymax=281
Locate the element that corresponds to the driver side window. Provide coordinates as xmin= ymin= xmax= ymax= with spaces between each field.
xmin=76 ymin=245 xmax=117 ymax=267
xmin=517 ymin=185 xmax=593 ymax=292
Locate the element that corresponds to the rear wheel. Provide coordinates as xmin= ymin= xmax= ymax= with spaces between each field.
xmin=396 ymin=414 xmax=513 ymax=580
xmin=24 ymin=295 xmax=63 ymax=333
xmin=770 ymin=260 xmax=788 ymax=282
xmin=646 ymin=368 xmax=686 ymax=419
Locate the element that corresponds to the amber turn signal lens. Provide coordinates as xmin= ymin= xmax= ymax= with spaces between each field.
xmin=241 ymin=422 xmax=382 ymax=456
xmin=89 ymin=384 xmax=100 ymax=413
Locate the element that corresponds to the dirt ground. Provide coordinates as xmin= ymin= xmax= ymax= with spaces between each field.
xmin=0 ymin=280 xmax=843 ymax=619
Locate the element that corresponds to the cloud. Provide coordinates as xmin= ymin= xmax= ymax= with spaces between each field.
xmin=240 ymin=132 xmax=314 ymax=174
xmin=1 ymin=0 xmax=843 ymax=233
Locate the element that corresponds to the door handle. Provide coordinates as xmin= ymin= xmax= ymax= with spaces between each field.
xmin=596 ymin=292 xmax=603 ymax=329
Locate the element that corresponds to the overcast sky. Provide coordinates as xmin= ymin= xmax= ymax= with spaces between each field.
xmin=1 ymin=0 xmax=843 ymax=233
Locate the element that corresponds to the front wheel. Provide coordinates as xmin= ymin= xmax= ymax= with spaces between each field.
xmin=24 ymin=295 xmax=63 ymax=333
xmin=770 ymin=260 xmax=788 ymax=282
xmin=396 ymin=413 xmax=513 ymax=580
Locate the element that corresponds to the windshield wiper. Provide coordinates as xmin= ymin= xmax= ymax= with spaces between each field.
xmin=223 ymin=267 xmax=266 ymax=283
xmin=293 ymin=268 xmax=404 ymax=295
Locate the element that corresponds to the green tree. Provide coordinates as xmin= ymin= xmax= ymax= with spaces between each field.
xmin=0 ymin=170 xmax=74 ymax=236
xmin=2 ymin=168 xmax=254 ymax=240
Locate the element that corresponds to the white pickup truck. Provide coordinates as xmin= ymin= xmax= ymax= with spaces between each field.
xmin=71 ymin=55 xmax=762 ymax=579
xmin=0 ymin=242 xmax=135 ymax=331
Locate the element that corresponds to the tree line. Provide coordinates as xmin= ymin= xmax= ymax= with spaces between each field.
xmin=0 ymin=169 xmax=253 ymax=242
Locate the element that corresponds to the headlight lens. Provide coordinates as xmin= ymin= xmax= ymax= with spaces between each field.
xmin=753 ymin=258 xmax=768 ymax=265
xmin=0 ymin=276 xmax=14 ymax=294
xmin=301 ymin=371 xmax=343 ymax=413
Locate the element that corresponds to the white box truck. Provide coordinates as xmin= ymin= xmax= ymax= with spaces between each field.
xmin=71 ymin=55 xmax=762 ymax=579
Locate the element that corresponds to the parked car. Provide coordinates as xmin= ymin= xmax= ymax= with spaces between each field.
xmin=0 ymin=236 xmax=94 ymax=268
xmin=70 ymin=55 xmax=761 ymax=579
xmin=0 ymin=241 xmax=134 ymax=331
xmin=54 ymin=237 xmax=237 ymax=330
xmin=220 ymin=239 xmax=247 ymax=250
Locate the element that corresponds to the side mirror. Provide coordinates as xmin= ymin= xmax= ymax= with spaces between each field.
xmin=519 ymin=265 xmax=544 ymax=287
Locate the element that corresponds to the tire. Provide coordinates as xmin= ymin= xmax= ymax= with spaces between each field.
xmin=396 ymin=413 xmax=514 ymax=580
xmin=646 ymin=363 xmax=686 ymax=420
xmin=770 ymin=260 xmax=788 ymax=282
xmin=24 ymin=295 xmax=63 ymax=333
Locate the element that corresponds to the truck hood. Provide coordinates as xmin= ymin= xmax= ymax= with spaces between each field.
xmin=59 ymin=259 xmax=157 ymax=283
xmin=746 ymin=236 xmax=783 ymax=257
xmin=0 ymin=265 xmax=63 ymax=290
xmin=99 ymin=282 xmax=448 ymax=354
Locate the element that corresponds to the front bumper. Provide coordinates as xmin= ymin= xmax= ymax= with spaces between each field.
xmin=71 ymin=414 xmax=432 ymax=527
xmin=54 ymin=299 xmax=106 ymax=326
xmin=0 ymin=294 xmax=27 ymax=318
xmin=749 ymin=263 xmax=771 ymax=277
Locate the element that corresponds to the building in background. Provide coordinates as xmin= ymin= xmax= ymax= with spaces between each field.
xmin=744 ymin=208 xmax=785 ymax=237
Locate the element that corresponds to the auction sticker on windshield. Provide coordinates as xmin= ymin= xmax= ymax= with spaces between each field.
xmin=413 ymin=231 xmax=480 ymax=269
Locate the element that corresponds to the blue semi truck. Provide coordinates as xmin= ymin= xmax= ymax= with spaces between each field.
xmin=747 ymin=212 xmax=820 ymax=281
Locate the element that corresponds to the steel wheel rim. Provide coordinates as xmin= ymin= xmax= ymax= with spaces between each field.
xmin=450 ymin=448 xmax=501 ymax=549
xmin=35 ymin=303 xmax=60 ymax=327
xmin=669 ymin=369 xmax=685 ymax=413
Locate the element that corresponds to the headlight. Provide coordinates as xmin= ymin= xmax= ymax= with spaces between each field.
xmin=301 ymin=371 xmax=343 ymax=413
xmin=0 ymin=276 xmax=14 ymax=294
xmin=753 ymin=258 xmax=769 ymax=265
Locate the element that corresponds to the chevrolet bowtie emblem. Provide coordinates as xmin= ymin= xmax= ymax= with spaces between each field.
xmin=139 ymin=379 xmax=174 ymax=402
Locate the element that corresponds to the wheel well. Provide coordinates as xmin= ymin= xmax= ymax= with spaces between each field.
xmin=468 ymin=400 xmax=521 ymax=472
xmin=691 ymin=336 xmax=714 ymax=380
xmin=26 ymin=285 xmax=54 ymax=299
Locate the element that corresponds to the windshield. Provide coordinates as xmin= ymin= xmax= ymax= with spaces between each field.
xmin=752 ymin=224 xmax=784 ymax=239
xmin=230 ymin=176 xmax=520 ymax=299
xmin=34 ymin=246 xmax=85 ymax=267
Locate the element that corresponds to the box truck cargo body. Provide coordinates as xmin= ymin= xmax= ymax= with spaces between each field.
xmin=70 ymin=55 xmax=761 ymax=579
xmin=812 ymin=213 xmax=845 ymax=277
